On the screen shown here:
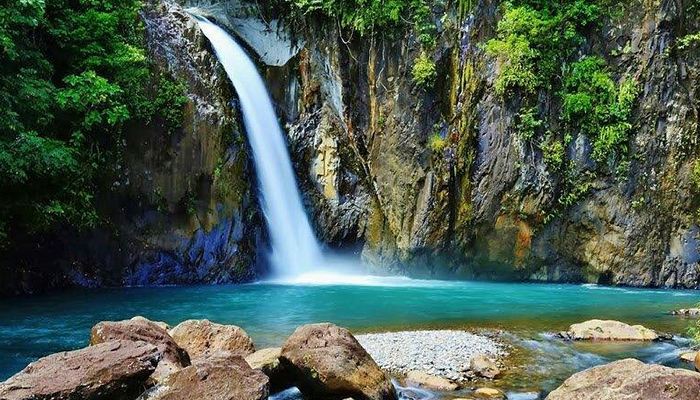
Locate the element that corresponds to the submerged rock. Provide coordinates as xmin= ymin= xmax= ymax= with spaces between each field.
xmin=405 ymin=370 xmax=458 ymax=391
xmin=169 ymin=319 xmax=255 ymax=360
xmin=281 ymin=323 xmax=397 ymax=400
xmin=545 ymin=358 xmax=700 ymax=400
xmin=470 ymin=354 xmax=501 ymax=379
xmin=90 ymin=317 xmax=190 ymax=382
xmin=670 ymin=308 xmax=700 ymax=317
xmin=138 ymin=351 xmax=269 ymax=400
xmin=0 ymin=340 xmax=159 ymax=400
xmin=474 ymin=388 xmax=507 ymax=399
xmin=560 ymin=319 xmax=659 ymax=341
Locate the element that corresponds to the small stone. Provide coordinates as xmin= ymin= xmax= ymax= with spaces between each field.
xmin=474 ymin=387 xmax=507 ymax=399
xmin=680 ymin=351 xmax=697 ymax=363
xmin=470 ymin=354 xmax=501 ymax=379
xmin=405 ymin=370 xmax=459 ymax=391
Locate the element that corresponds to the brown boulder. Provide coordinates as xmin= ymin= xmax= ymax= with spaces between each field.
xmin=281 ymin=323 xmax=397 ymax=400
xmin=138 ymin=351 xmax=269 ymax=400
xmin=696 ymin=352 xmax=700 ymax=372
xmin=545 ymin=358 xmax=700 ymax=400
xmin=90 ymin=317 xmax=190 ymax=382
xmin=169 ymin=319 xmax=255 ymax=359
xmin=0 ymin=340 xmax=160 ymax=400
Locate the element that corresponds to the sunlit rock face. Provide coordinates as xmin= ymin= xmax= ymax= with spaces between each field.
xmin=205 ymin=0 xmax=700 ymax=287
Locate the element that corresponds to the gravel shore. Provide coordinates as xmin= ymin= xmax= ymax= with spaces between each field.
xmin=357 ymin=330 xmax=505 ymax=382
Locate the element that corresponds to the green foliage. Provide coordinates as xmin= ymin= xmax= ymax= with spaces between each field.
xmin=0 ymin=0 xmax=183 ymax=248
xmin=540 ymin=134 xmax=565 ymax=169
xmin=544 ymin=163 xmax=593 ymax=223
xmin=679 ymin=32 xmax=700 ymax=50
xmin=412 ymin=53 xmax=437 ymax=87
xmin=284 ymin=0 xmax=437 ymax=51
xmin=428 ymin=133 xmax=447 ymax=152
xmin=294 ymin=0 xmax=405 ymax=33
xmin=154 ymin=74 xmax=188 ymax=136
xmin=516 ymin=107 xmax=543 ymax=140
xmin=561 ymin=57 xmax=639 ymax=163
xmin=485 ymin=0 xmax=601 ymax=95
xmin=693 ymin=159 xmax=700 ymax=191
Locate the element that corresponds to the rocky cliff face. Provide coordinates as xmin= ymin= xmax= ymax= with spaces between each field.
xmin=197 ymin=0 xmax=700 ymax=287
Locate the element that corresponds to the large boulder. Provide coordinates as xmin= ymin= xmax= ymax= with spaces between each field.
xmin=281 ymin=323 xmax=397 ymax=400
xmin=695 ymin=352 xmax=700 ymax=372
xmin=90 ymin=317 xmax=190 ymax=382
xmin=245 ymin=347 xmax=293 ymax=391
xmin=0 ymin=340 xmax=160 ymax=400
xmin=545 ymin=358 xmax=700 ymax=400
xmin=561 ymin=319 xmax=659 ymax=341
xmin=138 ymin=351 xmax=269 ymax=400
xmin=169 ymin=319 xmax=255 ymax=359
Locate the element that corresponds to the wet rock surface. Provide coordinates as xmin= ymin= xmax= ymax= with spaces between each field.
xmin=281 ymin=323 xmax=397 ymax=400
xmin=545 ymin=358 xmax=700 ymax=400
xmin=0 ymin=340 xmax=160 ymax=400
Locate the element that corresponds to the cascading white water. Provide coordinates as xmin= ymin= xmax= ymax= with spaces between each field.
xmin=197 ymin=18 xmax=323 ymax=278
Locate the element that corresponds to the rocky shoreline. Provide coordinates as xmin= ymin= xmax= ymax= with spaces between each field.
xmin=1 ymin=316 xmax=700 ymax=400
xmin=357 ymin=331 xmax=505 ymax=382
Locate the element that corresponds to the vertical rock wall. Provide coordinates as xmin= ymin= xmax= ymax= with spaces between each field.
xmin=207 ymin=0 xmax=700 ymax=287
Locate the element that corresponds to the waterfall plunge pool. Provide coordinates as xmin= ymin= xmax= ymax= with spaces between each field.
xmin=1 ymin=280 xmax=698 ymax=397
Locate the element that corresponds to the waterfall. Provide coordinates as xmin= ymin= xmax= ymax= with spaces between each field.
xmin=197 ymin=18 xmax=323 ymax=279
